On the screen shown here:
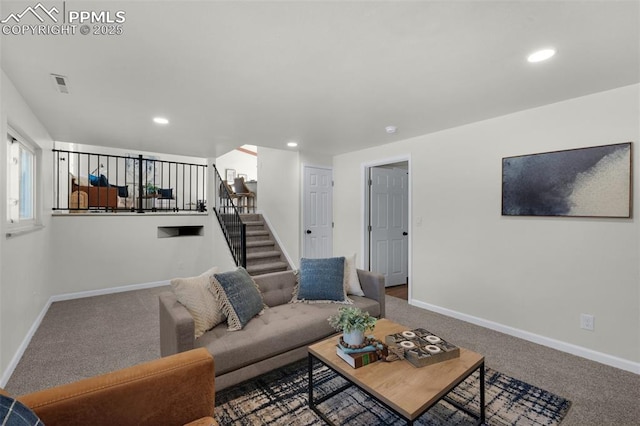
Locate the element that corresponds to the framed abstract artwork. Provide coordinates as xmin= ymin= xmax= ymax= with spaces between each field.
xmin=502 ymin=142 xmax=632 ymax=218
xmin=225 ymin=168 xmax=236 ymax=183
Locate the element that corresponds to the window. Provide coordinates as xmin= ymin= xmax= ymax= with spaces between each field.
xmin=6 ymin=130 xmax=38 ymax=227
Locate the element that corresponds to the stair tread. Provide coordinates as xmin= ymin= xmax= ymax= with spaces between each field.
xmin=246 ymin=240 xmax=275 ymax=247
xmin=246 ymin=262 xmax=288 ymax=273
xmin=240 ymin=214 xmax=261 ymax=221
xmin=246 ymin=251 xmax=282 ymax=260
xmin=222 ymin=212 xmax=290 ymax=275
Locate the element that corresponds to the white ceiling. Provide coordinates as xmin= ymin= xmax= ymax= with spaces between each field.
xmin=1 ymin=1 xmax=638 ymax=158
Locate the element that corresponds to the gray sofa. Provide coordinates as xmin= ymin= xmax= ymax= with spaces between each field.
xmin=159 ymin=269 xmax=385 ymax=390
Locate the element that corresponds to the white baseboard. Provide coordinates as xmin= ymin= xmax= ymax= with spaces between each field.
xmin=50 ymin=280 xmax=170 ymax=302
xmin=0 ymin=280 xmax=170 ymax=387
xmin=410 ymin=299 xmax=640 ymax=375
xmin=0 ymin=298 xmax=52 ymax=387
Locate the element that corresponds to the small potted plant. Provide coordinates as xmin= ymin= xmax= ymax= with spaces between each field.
xmin=328 ymin=307 xmax=377 ymax=346
xmin=145 ymin=182 xmax=158 ymax=195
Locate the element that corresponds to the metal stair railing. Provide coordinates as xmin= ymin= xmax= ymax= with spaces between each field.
xmin=212 ymin=164 xmax=246 ymax=268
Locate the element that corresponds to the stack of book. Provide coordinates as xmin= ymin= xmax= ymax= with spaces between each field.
xmin=335 ymin=340 xmax=386 ymax=369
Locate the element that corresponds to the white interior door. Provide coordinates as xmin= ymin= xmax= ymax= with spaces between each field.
xmin=303 ymin=166 xmax=333 ymax=258
xmin=370 ymin=167 xmax=408 ymax=287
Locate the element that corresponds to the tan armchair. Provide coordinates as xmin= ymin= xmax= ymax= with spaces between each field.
xmin=2 ymin=348 xmax=217 ymax=426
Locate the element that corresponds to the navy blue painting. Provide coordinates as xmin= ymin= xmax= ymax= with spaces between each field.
xmin=502 ymin=143 xmax=631 ymax=217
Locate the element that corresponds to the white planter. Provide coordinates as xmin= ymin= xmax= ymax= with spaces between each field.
xmin=343 ymin=329 xmax=365 ymax=346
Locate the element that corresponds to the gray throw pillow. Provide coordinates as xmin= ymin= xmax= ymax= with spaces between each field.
xmin=210 ymin=267 xmax=265 ymax=331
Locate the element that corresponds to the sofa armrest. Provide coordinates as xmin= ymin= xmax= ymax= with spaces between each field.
xmin=18 ymin=349 xmax=215 ymax=426
xmin=159 ymin=291 xmax=195 ymax=357
xmin=357 ymin=269 xmax=386 ymax=318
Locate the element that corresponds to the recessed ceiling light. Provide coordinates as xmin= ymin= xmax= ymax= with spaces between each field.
xmin=287 ymin=141 xmax=298 ymax=147
xmin=153 ymin=117 xmax=169 ymax=124
xmin=527 ymin=48 xmax=556 ymax=63
xmin=385 ymin=126 xmax=398 ymax=134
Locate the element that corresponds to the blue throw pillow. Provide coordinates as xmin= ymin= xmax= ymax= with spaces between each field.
xmin=291 ymin=257 xmax=351 ymax=304
xmin=210 ymin=268 xmax=265 ymax=331
xmin=89 ymin=174 xmax=109 ymax=187
xmin=0 ymin=395 xmax=44 ymax=426
xmin=158 ymin=188 xmax=173 ymax=199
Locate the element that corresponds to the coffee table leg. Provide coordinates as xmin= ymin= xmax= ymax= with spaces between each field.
xmin=308 ymin=354 xmax=314 ymax=411
xmin=480 ymin=362 xmax=486 ymax=425
xmin=308 ymin=354 xmax=339 ymax=425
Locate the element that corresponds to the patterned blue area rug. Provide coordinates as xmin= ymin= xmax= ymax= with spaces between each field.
xmin=215 ymin=359 xmax=571 ymax=425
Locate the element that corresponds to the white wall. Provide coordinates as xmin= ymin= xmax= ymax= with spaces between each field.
xmin=0 ymin=71 xmax=232 ymax=383
xmin=55 ymin=142 xmax=208 ymax=166
xmin=333 ymin=84 xmax=640 ymax=370
xmin=210 ymin=213 xmax=239 ymax=273
xmin=0 ymin=70 xmax=54 ymax=379
xmin=208 ymin=154 xmax=238 ymax=273
xmin=0 ymin=67 xmax=4 ymax=385
xmin=255 ymin=147 xmax=334 ymax=268
xmin=49 ymin=214 xmax=216 ymax=294
xmin=215 ymin=148 xmax=258 ymax=182
xmin=257 ymin=147 xmax=301 ymax=266
xmin=300 ymin=151 xmax=332 ymax=169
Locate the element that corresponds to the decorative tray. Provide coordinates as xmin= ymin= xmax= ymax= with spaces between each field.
xmin=385 ymin=328 xmax=460 ymax=368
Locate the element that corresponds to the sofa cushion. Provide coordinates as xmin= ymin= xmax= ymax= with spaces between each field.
xmin=211 ymin=268 xmax=265 ymax=331
xmin=171 ymin=267 xmax=223 ymax=339
xmin=196 ymin=295 xmax=380 ymax=375
xmin=254 ymin=271 xmax=297 ymax=307
xmin=291 ymin=257 xmax=351 ymax=304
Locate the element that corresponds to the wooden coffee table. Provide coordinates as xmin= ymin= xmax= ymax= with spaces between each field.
xmin=308 ymin=319 xmax=485 ymax=425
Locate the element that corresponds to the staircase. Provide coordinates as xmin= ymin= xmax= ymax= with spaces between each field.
xmin=240 ymin=213 xmax=290 ymax=276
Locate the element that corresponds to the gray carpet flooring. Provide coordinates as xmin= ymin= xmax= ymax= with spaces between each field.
xmin=5 ymin=287 xmax=640 ymax=425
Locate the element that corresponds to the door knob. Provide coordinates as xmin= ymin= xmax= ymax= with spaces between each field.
xmin=403 ymin=232 xmax=408 ymax=236
xmin=306 ymin=230 xmax=312 ymax=234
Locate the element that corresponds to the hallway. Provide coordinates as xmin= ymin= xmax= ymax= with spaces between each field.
xmin=385 ymin=284 xmax=408 ymax=300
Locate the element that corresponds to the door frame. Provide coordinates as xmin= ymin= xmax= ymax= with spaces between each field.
xmin=362 ymin=155 xmax=412 ymax=298
xmin=301 ymin=163 xmax=333 ymax=259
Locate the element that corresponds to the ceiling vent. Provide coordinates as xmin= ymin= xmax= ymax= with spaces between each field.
xmin=50 ymin=74 xmax=69 ymax=94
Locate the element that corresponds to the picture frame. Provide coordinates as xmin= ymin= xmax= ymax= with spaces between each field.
xmin=502 ymin=142 xmax=632 ymax=218
xmin=225 ymin=168 xmax=236 ymax=183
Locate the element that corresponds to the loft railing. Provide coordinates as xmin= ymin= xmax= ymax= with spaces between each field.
xmin=213 ymin=164 xmax=246 ymax=268
xmin=53 ymin=150 xmax=207 ymax=213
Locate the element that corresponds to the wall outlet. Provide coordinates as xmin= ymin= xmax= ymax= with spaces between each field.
xmin=580 ymin=313 xmax=595 ymax=331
